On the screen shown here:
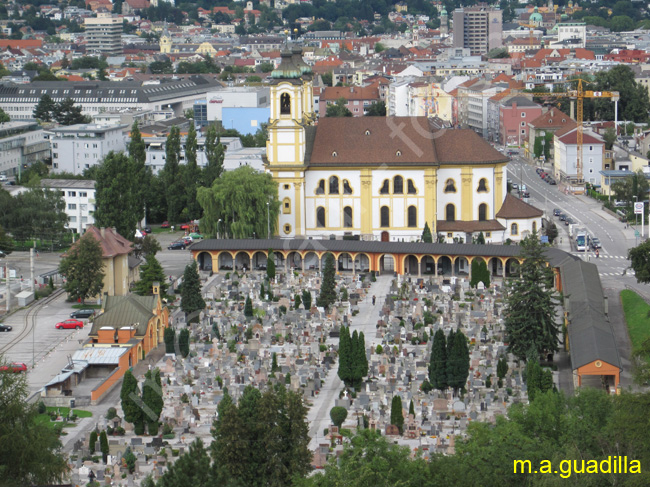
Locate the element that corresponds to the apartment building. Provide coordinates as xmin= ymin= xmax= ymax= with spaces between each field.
xmin=0 ymin=121 xmax=50 ymax=177
xmin=452 ymin=5 xmax=502 ymax=56
xmin=41 ymin=179 xmax=96 ymax=234
xmin=84 ymin=13 xmax=123 ymax=56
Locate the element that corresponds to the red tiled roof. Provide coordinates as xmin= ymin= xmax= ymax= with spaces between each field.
xmin=557 ymin=128 xmax=603 ymax=145
xmin=0 ymin=39 xmax=43 ymax=48
xmin=437 ymin=220 xmax=506 ymax=232
xmin=320 ymin=85 xmax=379 ymax=101
xmin=496 ymin=193 xmax=543 ymax=219
xmin=308 ymin=117 xmax=507 ymax=166
xmin=74 ymin=226 xmax=133 ymax=258
xmin=529 ymin=107 xmax=575 ymax=130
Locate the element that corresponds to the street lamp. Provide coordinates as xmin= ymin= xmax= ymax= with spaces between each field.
xmin=266 ymin=201 xmax=270 ymax=239
xmin=217 ymin=219 xmax=222 ymax=239
xmin=634 ymin=196 xmax=639 ymax=247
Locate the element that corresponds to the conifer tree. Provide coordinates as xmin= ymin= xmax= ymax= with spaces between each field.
xmin=294 ymin=293 xmax=302 ymax=309
xmin=302 ymin=289 xmax=312 ymax=310
xmin=447 ymin=331 xmax=470 ymax=395
xmin=337 ymin=326 xmax=351 ymax=384
xmin=99 ymin=430 xmax=109 ymax=463
xmin=266 ymin=249 xmax=276 ymax=280
xmin=497 ymin=356 xmax=509 ymax=380
xmin=164 ymin=327 xmax=176 ymax=354
xmin=350 ymin=330 xmax=359 ymax=387
xmin=271 ymin=352 xmax=279 ymax=372
xmin=409 ymin=399 xmax=415 ymax=417
xmin=178 ymin=329 xmax=190 ymax=358
xmin=203 ymin=124 xmax=224 ymax=187
xmin=244 ymin=296 xmax=253 ymax=317
xmin=89 ymin=430 xmax=98 ymax=453
xmin=120 ymin=370 xmax=144 ymax=434
xmin=180 ymin=261 xmax=205 ymax=316
xmin=421 ymin=222 xmax=433 ymax=243
xmin=135 ymin=254 xmax=168 ymax=296
xmin=317 ymin=253 xmax=337 ymax=310
xmin=390 ymin=395 xmax=404 ymax=434
xmin=429 ymin=329 xmax=447 ymax=391
xmin=504 ymin=230 xmax=560 ymax=361
xmin=358 ymin=331 xmax=369 ymax=378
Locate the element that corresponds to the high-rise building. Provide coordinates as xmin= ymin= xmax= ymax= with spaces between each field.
xmin=452 ymin=5 xmax=502 ymax=56
xmin=84 ymin=13 xmax=123 ymax=56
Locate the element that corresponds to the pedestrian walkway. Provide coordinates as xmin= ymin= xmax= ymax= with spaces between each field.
xmin=307 ymin=274 xmax=393 ymax=451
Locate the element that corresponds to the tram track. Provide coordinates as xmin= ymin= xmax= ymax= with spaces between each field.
xmin=0 ymin=288 xmax=65 ymax=356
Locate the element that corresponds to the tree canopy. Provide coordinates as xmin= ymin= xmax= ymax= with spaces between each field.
xmin=58 ymin=232 xmax=105 ymax=304
xmin=197 ymin=165 xmax=280 ymax=238
xmin=326 ymin=97 xmax=353 ymax=117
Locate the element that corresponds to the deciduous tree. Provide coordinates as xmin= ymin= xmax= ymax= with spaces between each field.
xmin=330 ymin=406 xmax=348 ymax=428
xmin=59 ymin=233 xmax=105 ymax=304
xmin=161 ymin=126 xmax=185 ymax=223
xmin=203 ymin=124 xmax=224 ymax=187
xmin=183 ymin=123 xmax=201 ymax=220
xmin=197 ymin=166 xmax=279 ymax=238
xmin=326 ymin=97 xmax=352 ymax=117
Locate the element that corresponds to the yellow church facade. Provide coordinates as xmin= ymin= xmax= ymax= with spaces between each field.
xmin=266 ymin=48 xmax=540 ymax=244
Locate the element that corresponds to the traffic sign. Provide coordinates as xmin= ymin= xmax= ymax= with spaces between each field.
xmin=635 ymin=230 xmax=640 ymax=237
xmin=634 ymin=202 xmax=644 ymax=214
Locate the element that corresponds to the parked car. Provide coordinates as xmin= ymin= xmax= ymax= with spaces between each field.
xmin=168 ymin=241 xmax=186 ymax=250
xmin=0 ymin=362 xmax=27 ymax=372
xmin=180 ymin=223 xmax=191 ymax=230
xmin=189 ymin=232 xmax=203 ymax=239
xmin=161 ymin=221 xmax=170 ymax=228
xmin=591 ymin=237 xmax=602 ymax=249
xmin=70 ymin=309 xmax=95 ymax=319
xmin=512 ymin=183 xmax=519 ymax=190
xmin=182 ymin=236 xmax=193 ymax=245
xmin=55 ymin=319 xmax=84 ymax=330
xmin=559 ymin=213 xmax=567 ymax=221
xmin=0 ymin=324 xmax=12 ymax=332
xmin=143 ymin=226 xmax=152 ymax=234
xmin=548 ymin=179 xmax=556 ymax=185
xmin=553 ymin=208 xmax=561 ymax=216
xmin=565 ymin=217 xmax=575 ymax=225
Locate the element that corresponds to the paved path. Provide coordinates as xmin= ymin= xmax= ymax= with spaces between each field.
xmin=307 ymin=274 xmax=393 ymax=451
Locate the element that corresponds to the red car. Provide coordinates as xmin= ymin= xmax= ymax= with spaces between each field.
xmin=180 ymin=223 xmax=190 ymax=230
xmin=0 ymin=362 xmax=27 ymax=373
xmin=161 ymin=221 xmax=170 ymax=228
xmin=56 ymin=319 xmax=84 ymax=330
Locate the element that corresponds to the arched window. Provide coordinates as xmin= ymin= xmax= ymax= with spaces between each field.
xmin=280 ymin=93 xmax=291 ymax=115
xmin=316 ymin=207 xmax=326 ymax=228
xmin=478 ymin=203 xmax=487 ymax=221
xmin=343 ymin=180 xmax=353 ymax=194
xmin=315 ymin=179 xmax=325 ymax=195
xmin=445 ymin=203 xmax=455 ymax=222
xmin=444 ymin=179 xmax=457 ymax=193
xmin=511 ymin=223 xmax=518 ymax=235
xmin=407 ymin=206 xmax=417 ymax=227
xmin=380 ymin=206 xmax=390 ymax=227
xmin=407 ymin=179 xmax=417 ymax=194
xmin=329 ymin=176 xmax=339 ymax=194
xmin=282 ymin=197 xmax=291 ymax=214
xmin=379 ymin=179 xmax=390 ymax=194
xmin=393 ymin=175 xmax=403 ymax=194
xmin=477 ymin=178 xmax=488 ymax=193
xmin=532 ymin=221 xmax=537 ymax=233
xmin=343 ymin=206 xmax=353 ymax=227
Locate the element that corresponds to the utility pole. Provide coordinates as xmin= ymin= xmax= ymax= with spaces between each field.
xmin=267 ymin=200 xmax=270 ymax=239
xmin=30 ymin=247 xmax=34 ymax=293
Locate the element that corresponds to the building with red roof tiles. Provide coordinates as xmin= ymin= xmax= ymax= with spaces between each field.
xmin=319 ymin=85 xmax=381 ymax=116
xmin=526 ymin=106 xmax=575 ymax=160
xmin=0 ymin=39 xmax=43 ymax=49
xmin=604 ymin=49 xmax=650 ymax=64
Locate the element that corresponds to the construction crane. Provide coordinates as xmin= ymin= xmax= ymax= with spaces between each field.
xmin=538 ymin=79 xmax=619 ymax=193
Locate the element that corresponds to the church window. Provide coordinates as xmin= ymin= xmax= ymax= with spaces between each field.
xmin=380 ymin=206 xmax=390 ymax=227
xmin=316 ymin=207 xmax=326 ymax=228
xmin=445 ymin=204 xmax=455 ymax=222
xmin=280 ymin=93 xmax=291 ymax=115
xmin=329 ymin=176 xmax=339 ymax=194
xmin=284 ymin=224 xmax=292 ymax=234
xmin=532 ymin=221 xmax=537 ymax=233
xmin=393 ymin=176 xmax=403 ymax=194
xmin=282 ymin=198 xmax=291 ymax=214
xmin=379 ymin=179 xmax=390 ymax=194
xmin=343 ymin=180 xmax=353 ymax=194
xmin=407 ymin=179 xmax=417 ymax=194
xmin=343 ymin=206 xmax=353 ymax=228
xmin=315 ymin=179 xmax=325 ymax=195
xmin=444 ymin=179 xmax=457 ymax=193
xmin=477 ymin=178 xmax=488 ymax=193
xmin=478 ymin=203 xmax=487 ymax=221
xmin=511 ymin=223 xmax=518 ymax=235
xmin=284 ymin=184 xmax=290 ymax=190
xmin=407 ymin=206 xmax=417 ymax=227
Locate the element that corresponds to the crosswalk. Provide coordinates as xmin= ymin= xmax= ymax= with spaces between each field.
xmin=599 ymin=269 xmax=635 ymax=277
xmin=569 ymin=253 xmax=628 ymax=260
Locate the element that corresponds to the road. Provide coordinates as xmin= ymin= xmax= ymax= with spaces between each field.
xmin=509 ymin=156 xmax=647 ymax=387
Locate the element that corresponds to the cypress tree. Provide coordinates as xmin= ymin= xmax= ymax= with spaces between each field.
xmin=120 ymin=370 xmax=143 ymax=433
xmin=302 ymin=289 xmax=312 ymax=310
xmin=350 ymin=330 xmax=360 ymax=387
xmin=421 ymin=222 xmax=433 ymax=243
xmin=447 ymin=331 xmax=470 ymax=395
xmin=89 ymin=430 xmax=98 ymax=453
xmin=266 ymin=249 xmax=276 ymax=280
xmin=337 ymin=326 xmax=351 ymax=385
xmin=244 ymin=296 xmax=253 ymax=317
xmin=260 ymin=283 xmax=265 ymax=300
xmin=429 ymin=329 xmax=447 ymax=391
xmin=180 ymin=261 xmax=206 ymax=316
xmin=178 ymin=328 xmax=190 ymax=358
xmin=99 ymin=430 xmax=109 ymax=463
xmin=409 ymin=399 xmax=415 ymax=417
xmin=390 ymin=395 xmax=404 ymax=434
xmin=497 ymin=356 xmax=508 ymax=380
xmin=317 ymin=253 xmax=337 ymax=310
xmin=358 ymin=331 xmax=369 ymax=377
xmin=271 ymin=352 xmax=279 ymax=372
xmin=526 ymin=359 xmax=542 ymax=402
xmin=164 ymin=327 xmax=176 ymax=354
xmin=294 ymin=293 xmax=302 ymax=309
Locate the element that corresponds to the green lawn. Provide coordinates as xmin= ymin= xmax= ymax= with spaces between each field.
xmin=35 ymin=407 xmax=92 ymax=429
xmin=620 ymin=290 xmax=650 ymax=351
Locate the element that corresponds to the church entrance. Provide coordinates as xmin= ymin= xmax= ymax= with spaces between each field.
xmin=381 ymin=231 xmax=389 ymax=242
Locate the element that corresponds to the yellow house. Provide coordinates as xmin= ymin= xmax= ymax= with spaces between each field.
xmin=68 ymin=226 xmax=139 ymax=299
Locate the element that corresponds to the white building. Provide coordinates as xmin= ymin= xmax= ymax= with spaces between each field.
xmin=201 ymin=87 xmax=270 ymax=122
xmin=555 ymin=22 xmax=586 ymax=49
xmin=0 ymin=121 xmax=50 ymax=177
xmin=49 ymin=124 xmax=127 ymax=175
xmin=554 ymin=126 xmax=604 ymax=185
xmin=41 ymin=179 xmax=96 ymax=234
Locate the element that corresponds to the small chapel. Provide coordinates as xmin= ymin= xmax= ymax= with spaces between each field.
xmin=265 ymin=47 xmax=542 ymax=244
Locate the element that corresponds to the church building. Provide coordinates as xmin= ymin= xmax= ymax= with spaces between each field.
xmin=265 ymin=47 xmax=541 ymax=244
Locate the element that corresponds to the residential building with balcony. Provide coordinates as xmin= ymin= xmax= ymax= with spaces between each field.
xmin=41 ymin=179 xmax=96 ymax=234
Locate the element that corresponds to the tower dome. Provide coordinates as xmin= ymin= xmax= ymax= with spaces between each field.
xmin=271 ymin=50 xmax=301 ymax=79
